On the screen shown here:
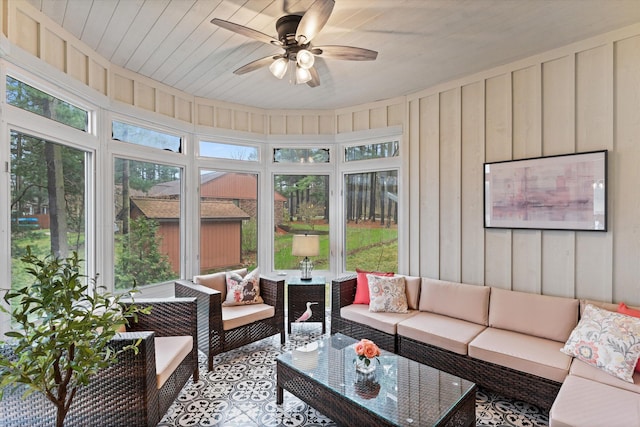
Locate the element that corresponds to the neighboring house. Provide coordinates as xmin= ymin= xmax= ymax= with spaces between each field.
xmin=130 ymin=197 xmax=249 ymax=273
xmin=149 ymin=171 xmax=288 ymax=226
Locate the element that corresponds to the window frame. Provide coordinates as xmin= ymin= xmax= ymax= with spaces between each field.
xmin=106 ymin=114 xmax=190 ymax=292
xmin=338 ymin=130 xmax=404 ymax=275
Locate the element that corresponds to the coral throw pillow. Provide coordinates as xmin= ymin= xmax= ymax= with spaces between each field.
xmin=223 ymin=268 xmax=263 ymax=306
xmin=561 ymin=304 xmax=640 ymax=382
xmin=618 ymin=302 xmax=640 ymax=373
xmin=367 ymin=275 xmax=408 ymax=313
xmin=353 ymin=268 xmax=394 ymax=304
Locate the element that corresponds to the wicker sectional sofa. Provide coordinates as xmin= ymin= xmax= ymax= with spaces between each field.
xmin=331 ymin=275 xmax=640 ymax=425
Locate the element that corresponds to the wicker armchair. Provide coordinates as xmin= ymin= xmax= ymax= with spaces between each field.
xmin=0 ymin=297 xmax=198 ymax=427
xmin=175 ymin=275 xmax=285 ymax=371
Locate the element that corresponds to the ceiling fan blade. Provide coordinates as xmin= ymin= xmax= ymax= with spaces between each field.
xmin=314 ymin=45 xmax=378 ymax=61
xmin=234 ymin=55 xmax=282 ymax=75
xmin=307 ymin=66 xmax=320 ymax=87
xmin=296 ymin=0 xmax=335 ymax=44
xmin=211 ymin=18 xmax=279 ymax=45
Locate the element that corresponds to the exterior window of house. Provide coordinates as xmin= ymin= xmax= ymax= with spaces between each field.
xmin=10 ymin=130 xmax=87 ymax=291
xmin=273 ymin=148 xmax=330 ymax=163
xmin=6 ymin=76 xmax=88 ymax=132
xmin=113 ymin=158 xmax=182 ymax=289
xmin=344 ymin=141 xmax=399 ymax=162
xmin=112 ymin=121 xmax=182 ymax=153
xmin=199 ymin=141 xmax=258 ymax=161
xmin=199 ymin=170 xmax=258 ymax=274
xmin=344 ymin=170 xmax=398 ymax=272
xmin=273 ymin=174 xmax=330 ymax=271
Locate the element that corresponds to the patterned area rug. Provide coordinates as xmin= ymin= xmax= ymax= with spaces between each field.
xmin=159 ymin=328 xmax=549 ymax=427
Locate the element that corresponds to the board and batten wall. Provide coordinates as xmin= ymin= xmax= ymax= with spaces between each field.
xmin=398 ymin=25 xmax=640 ymax=304
xmin=4 ymin=1 xmax=640 ymax=304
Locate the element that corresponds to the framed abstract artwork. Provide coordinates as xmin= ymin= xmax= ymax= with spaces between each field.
xmin=484 ymin=150 xmax=607 ymax=231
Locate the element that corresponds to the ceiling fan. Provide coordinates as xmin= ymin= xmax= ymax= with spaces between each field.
xmin=211 ymin=0 xmax=378 ymax=87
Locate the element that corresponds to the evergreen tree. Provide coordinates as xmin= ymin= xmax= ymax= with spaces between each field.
xmin=114 ymin=217 xmax=174 ymax=289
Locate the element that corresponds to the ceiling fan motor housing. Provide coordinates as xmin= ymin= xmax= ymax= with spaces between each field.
xmin=276 ymin=14 xmax=309 ymax=61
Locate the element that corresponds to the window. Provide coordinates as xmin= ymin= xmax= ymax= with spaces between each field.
xmin=200 ymin=141 xmax=258 ymax=161
xmin=274 ymin=148 xmax=330 ymax=163
xmin=112 ymin=121 xmax=182 ymax=153
xmin=274 ymin=174 xmax=329 ymax=271
xmin=344 ymin=170 xmax=398 ymax=272
xmin=345 ymin=141 xmax=399 ymax=162
xmin=113 ymin=158 xmax=182 ymax=289
xmin=199 ymin=170 xmax=259 ymax=274
xmin=6 ymin=76 xmax=88 ymax=131
xmin=10 ymin=131 xmax=87 ymax=290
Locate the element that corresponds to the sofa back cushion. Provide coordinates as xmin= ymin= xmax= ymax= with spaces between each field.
xmin=579 ymin=299 xmax=640 ymax=317
xmin=396 ymin=275 xmax=421 ymax=310
xmin=489 ymin=287 xmax=578 ymax=342
xmin=194 ymin=268 xmax=247 ymax=300
xmin=419 ymin=278 xmax=490 ymax=325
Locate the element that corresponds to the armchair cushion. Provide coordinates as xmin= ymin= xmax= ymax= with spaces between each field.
xmin=223 ymin=268 xmax=263 ymax=306
xmin=222 ymin=303 xmax=275 ymax=330
xmin=155 ymin=335 xmax=193 ymax=389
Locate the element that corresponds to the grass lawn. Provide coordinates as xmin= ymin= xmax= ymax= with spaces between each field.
xmin=275 ymin=221 xmax=397 ymax=272
xmin=10 ymin=221 xmax=398 ymax=290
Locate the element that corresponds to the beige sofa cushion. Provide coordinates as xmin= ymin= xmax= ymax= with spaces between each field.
xmin=222 ymin=303 xmax=274 ymax=330
xmin=340 ymin=304 xmax=418 ymax=335
xmin=396 ymin=275 xmax=421 ymax=310
xmin=570 ymin=358 xmax=640 ymax=394
xmin=194 ymin=268 xmax=247 ymax=300
xmin=419 ymin=278 xmax=490 ymax=325
xmin=549 ymin=375 xmax=640 ymax=427
xmin=489 ymin=287 xmax=578 ymax=342
xmin=155 ymin=336 xmax=193 ymax=389
xmin=468 ymin=327 xmax=571 ymax=382
xmin=397 ymin=311 xmax=486 ymax=355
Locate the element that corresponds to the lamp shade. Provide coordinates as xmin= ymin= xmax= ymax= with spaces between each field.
xmin=291 ymin=234 xmax=320 ymax=257
xmin=269 ymin=57 xmax=289 ymax=79
xmin=295 ymin=65 xmax=312 ymax=84
xmin=296 ymin=49 xmax=315 ymax=69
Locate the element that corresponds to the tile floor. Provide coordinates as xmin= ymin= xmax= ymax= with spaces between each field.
xmin=158 ymin=325 xmax=549 ymax=427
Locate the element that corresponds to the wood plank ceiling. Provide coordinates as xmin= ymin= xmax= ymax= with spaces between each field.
xmin=25 ymin=0 xmax=640 ymax=110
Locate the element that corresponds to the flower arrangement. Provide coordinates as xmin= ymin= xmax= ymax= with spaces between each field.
xmin=354 ymin=338 xmax=381 ymax=368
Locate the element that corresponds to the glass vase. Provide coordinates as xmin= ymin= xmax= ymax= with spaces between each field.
xmin=354 ymin=358 xmax=376 ymax=374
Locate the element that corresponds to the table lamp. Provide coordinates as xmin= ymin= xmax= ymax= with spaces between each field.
xmin=291 ymin=233 xmax=320 ymax=280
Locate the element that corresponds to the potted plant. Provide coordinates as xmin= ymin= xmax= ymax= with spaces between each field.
xmin=0 ymin=247 xmax=149 ymax=427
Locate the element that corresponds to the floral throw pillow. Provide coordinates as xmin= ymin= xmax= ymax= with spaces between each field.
xmin=222 ymin=268 xmax=263 ymax=306
xmin=561 ymin=304 xmax=640 ymax=382
xmin=367 ymin=275 xmax=408 ymax=313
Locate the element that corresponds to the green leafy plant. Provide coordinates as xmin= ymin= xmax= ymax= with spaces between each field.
xmin=114 ymin=216 xmax=174 ymax=289
xmin=0 ymin=247 xmax=149 ymax=427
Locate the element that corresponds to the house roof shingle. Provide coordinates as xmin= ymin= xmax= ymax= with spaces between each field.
xmin=131 ymin=197 xmax=249 ymax=220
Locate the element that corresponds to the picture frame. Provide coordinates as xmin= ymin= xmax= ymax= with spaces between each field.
xmin=484 ymin=150 xmax=607 ymax=231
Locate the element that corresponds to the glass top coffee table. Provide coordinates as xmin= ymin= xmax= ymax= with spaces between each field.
xmin=277 ymin=333 xmax=476 ymax=427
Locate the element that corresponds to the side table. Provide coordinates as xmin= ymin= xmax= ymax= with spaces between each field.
xmin=287 ymin=276 xmax=326 ymax=334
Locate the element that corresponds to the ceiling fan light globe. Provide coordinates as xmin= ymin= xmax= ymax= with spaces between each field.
xmin=269 ymin=58 xmax=289 ymax=79
xmin=296 ymin=49 xmax=315 ymax=69
xmin=295 ymin=66 xmax=312 ymax=84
